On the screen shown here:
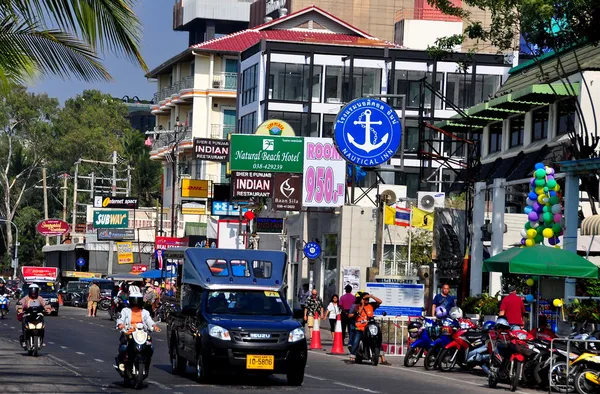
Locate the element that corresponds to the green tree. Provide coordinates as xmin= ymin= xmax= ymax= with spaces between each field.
xmin=0 ymin=0 xmax=146 ymax=89
xmin=400 ymin=229 xmax=433 ymax=266
xmin=12 ymin=206 xmax=45 ymax=266
xmin=121 ymin=129 xmax=161 ymax=205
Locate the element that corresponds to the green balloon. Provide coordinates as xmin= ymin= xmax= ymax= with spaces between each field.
xmin=532 ymin=275 xmax=540 ymax=281
xmin=552 ymin=223 xmax=562 ymax=233
xmin=549 ymin=196 xmax=560 ymax=205
xmin=535 ymin=234 xmax=544 ymax=243
xmin=535 ymin=178 xmax=546 ymax=187
xmin=544 ymin=187 xmax=549 ymax=193
xmin=537 ymin=226 xmax=545 ymax=234
xmin=547 ymin=179 xmax=557 ymax=189
xmin=543 ymin=205 xmax=550 ymax=213
xmin=525 ymin=222 xmax=532 ymax=230
xmin=535 ymin=169 xmax=547 ymax=179
xmin=543 ymin=212 xmax=553 ymax=223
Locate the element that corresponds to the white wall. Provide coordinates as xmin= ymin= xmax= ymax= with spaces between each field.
xmin=400 ymin=20 xmax=463 ymax=51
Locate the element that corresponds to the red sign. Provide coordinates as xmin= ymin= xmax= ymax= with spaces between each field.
xmin=36 ymin=219 xmax=70 ymax=236
xmin=155 ymin=236 xmax=189 ymax=251
xmin=131 ymin=264 xmax=148 ymax=273
xmin=22 ymin=266 xmax=58 ymax=281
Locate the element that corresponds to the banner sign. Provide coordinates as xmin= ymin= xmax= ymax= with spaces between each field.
xmin=97 ymin=229 xmax=135 ymax=241
xmin=64 ymin=271 xmax=103 ymax=279
xmin=22 ymin=266 xmax=58 ymax=281
xmin=211 ymin=201 xmax=249 ymax=216
xmin=194 ymin=138 xmax=230 ymax=162
xmin=256 ymin=218 xmax=284 ymax=234
xmin=188 ymin=235 xmax=217 ymax=248
xmin=230 ymin=134 xmax=303 ymax=173
xmin=93 ymin=210 xmax=129 ymax=229
xmin=365 ymin=282 xmax=424 ymax=316
xmin=255 ymin=119 xmax=296 ymax=136
xmin=273 ymin=173 xmax=302 ymax=211
xmin=181 ymin=201 xmax=206 ymax=215
xmin=93 ymin=196 xmax=138 ymax=209
xmin=155 ymin=236 xmax=189 ymax=251
xmin=36 ymin=219 xmax=70 ymax=236
xmin=232 ymin=171 xmax=273 ymax=198
xmin=343 ymin=267 xmax=361 ymax=294
xmin=116 ymin=242 xmax=134 ymax=264
xmin=131 ymin=264 xmax=148 ymax=273
xmin=181 ymin=179 xmax=209 ymax=198
xmin=302 ymin=137 xmax=346 ymax=207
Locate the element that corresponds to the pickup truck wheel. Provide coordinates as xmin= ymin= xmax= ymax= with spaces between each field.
xmin=195 ymin=355 xmax=211 ymax=383
xmin=287 ymin=368 xmax=305 ymax=386
xmin=170 ymin=343 xmax=186 ymax=375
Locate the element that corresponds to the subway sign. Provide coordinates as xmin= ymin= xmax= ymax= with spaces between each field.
xmin=93 ymin=210 xmax=129 ymax=229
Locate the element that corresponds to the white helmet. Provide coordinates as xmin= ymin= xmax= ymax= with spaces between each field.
xmin=128 ymin=286 xmax=142 ymax=297
xmin=449 ymin=306 xmax=463 ymax=320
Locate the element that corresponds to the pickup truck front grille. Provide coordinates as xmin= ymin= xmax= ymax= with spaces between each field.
xmin=230 ymin=330 xmax=287 ymax=344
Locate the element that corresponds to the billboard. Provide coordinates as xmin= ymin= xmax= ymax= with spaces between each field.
xmin=97 ymin=229 xmax=135 ymax=241
xmin=302 ymin=137 xmax=346 ymax=208
xmin=116 ymin=242 xmax=134 ymax=264
xmin=22 ymin=266 xmax=58 ymax=281
xmin=194 ymin=138 xmax=230 ymax=162
xmin=181 ymin=179 xmax=209 ymax=198
xmin=155 ymin=236 xmax=189 ymax=250
xmin=229 ymin=134 xmax=303 ymax=173
xmin=36 ymin=219 xmax=70 ymax=236
xmin=93 ymin=211 xmax=129 ymax=229
xmin=272 ymin=173 xmax=302 ymax=211
xmin=232 ymin=171 xmax=273 ymax=198
xmin=93 ymin=196 xmax=138 ymax=209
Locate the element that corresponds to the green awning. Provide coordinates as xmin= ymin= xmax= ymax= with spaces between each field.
xmin=483 ymin=245 xmax=599 ymax=278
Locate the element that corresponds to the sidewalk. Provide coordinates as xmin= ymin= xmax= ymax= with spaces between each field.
xmin=0 ymin=336 xmax=108 ymax=393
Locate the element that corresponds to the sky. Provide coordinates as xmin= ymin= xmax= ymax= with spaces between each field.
xmin=27 ymin=0 xmax=189 ymax=104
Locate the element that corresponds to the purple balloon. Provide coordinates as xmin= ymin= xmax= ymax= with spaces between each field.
xmin=559 ymin=230 xmax=564 ymax=236
xmin=528 ymin=212 xmax=539 ymax=221
xmin=521 ymin=238 xmax=526 ymax=245
xmin=533 ymin=202 xmax=541 ymax=212
xmin=530 ymin=178 xmax=536 ymax=187
xmin=547 ymin=175 xmax=555 ymax=181
xmin=553 ymin=213 xmax=562 ymax=223
xmin=548 ymin=237 xmax=556 ymax=245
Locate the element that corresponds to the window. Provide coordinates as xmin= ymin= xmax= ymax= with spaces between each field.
xmin=324 ymin=66 xmax=382 ymax=104
xmin=252 ymin=260 xmax=272 ymax=278
xmin=488 ymin=122 xmax=502 ymax=153
xmin=444 ymin=132 xmax=465 ymax=157
xmin=269 ymin=63 xmax=323 ymax=102
xmin=194 ymin=159 xmax=202 ymax=179
xmin=239 ymin=112 xmax=256 ymax=134
xmin=531 ymin=107 xmax=549 ymax=141
xmin=394 ymin=71 xmax=443 ymax=109
xmin=181 ymin=284 xmax=203 ymax=313
xmin=404 ymin=126 xmax=419 ymax=152
xmin=352 ymin=67 xmax=382 ymax=98
xmin=205 ymin=290 xmax=288 ymax=315
xmin=446 ymin=73 xmax=501 ymax=109
xmin=394 ymin=170 xmax=435 ymax=198
xmin=231 ymin=260 xmax=250 ymax=277
xmin=267 ymin=111 xmax=319 ymax=137
xmin=325 ymin=66 xmax=344 ymax=103
xmin=206 ymin=258 xmax=228 ymax=276
xmin=241 ymin=64 xmax=258 ymax=106
xmin=509 ymin=116 xmax=524 ymax=147
xmin=557 ymin=98 xmax=577 ymax=135
xmin=322 ymin=114 xmax=336 ymax=138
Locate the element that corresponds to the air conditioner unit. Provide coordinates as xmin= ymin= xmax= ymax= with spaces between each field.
xmin=72 ymin=236 xmax=82 ymax=244
xmin=213 ymin=79 xmax=223 ymax=89
xmin=417 ymin=191 xmax=445 ymax=211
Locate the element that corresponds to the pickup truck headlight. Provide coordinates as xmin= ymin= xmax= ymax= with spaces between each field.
xmin=208 ymin=324 xmax=231 ymax=341
xmin=288 ymin=327 xmax=305 ymax=343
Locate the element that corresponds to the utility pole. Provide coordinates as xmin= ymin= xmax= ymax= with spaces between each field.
xmin=42 ymin=166 xmax=49 ymax=245
xmin=61 ymin=174 xmax=69 ymax=222
xmin=126 ymin=165 xmax=131 ymax=196
xmin=71 ymin=160 xmax=80 ymax=233
xmin=112 ymin=150 xmax=117 ymax=197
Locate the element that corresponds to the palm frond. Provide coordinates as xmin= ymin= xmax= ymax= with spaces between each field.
xmin=0 ymin=16 xmax=110 ymax=85
xmin=0 ymin=0 xmax=146 ymax=71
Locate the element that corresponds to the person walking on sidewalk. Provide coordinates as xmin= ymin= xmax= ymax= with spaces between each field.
xmin=304 ymin=289 xmax=324 ymax=340
xmin=324 ymin=294 xmax=341 ymax=341
xmin=499 ymin=285 xmax=526 ymax=329
xmin=87 ymin=281 xmax=101 ymax=317
xmin=339 ymin=285 xmax=354 ymax=342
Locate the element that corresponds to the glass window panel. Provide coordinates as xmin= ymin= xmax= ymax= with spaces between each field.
xmin=405 ymin=127 xmax=419 ymax=152
xmin=509 ymin=116 xmax=524 ymax=147
xmin=312 ymin=65 xmax=322 ymax=102
xmin=269 ymin=63 xmax=286 ymax=101
xmin=325 ymin=66 xmax=343 ymax=103
xmin=322 ymin=114 xmax=336 ymax=138
xmin=531 ymin=107 xmax=549 ymax=141
xmin=488 ymin=122 xmax=502 ymax=153
xmin=557 ymin=98 xmax=577 ymax=135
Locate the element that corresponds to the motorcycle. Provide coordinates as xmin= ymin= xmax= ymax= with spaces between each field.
xmin=110 ymin=297 xmax=127 ymax=321
xmin=405 ymin=317 xmax=438 ymax=367
xmin=98 ymin=295 xmax=111 ymax=312
xmin=438 ymin=319 xmax=487 ymax=372
xmin=20 ymin=306 xmax=46 ymax=357
xmin=114 ymin=323 xmax=154 ymax=389
xmin=354 ymin=316 xmax=383 ymax=366
xmin=0 ymin=294 xmax=9 ymax=319
xmin=568 ymin=351 xmax=600 ymax=394
xmin=154 ymin=300 xmax=176 ymax=323
xmin=424 ymin=318 xmax=459 ymax=370
xmin=488 ymin=328 xmax=539 ymax=392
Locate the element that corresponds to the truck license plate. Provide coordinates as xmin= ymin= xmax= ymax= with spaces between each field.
xmin=246 ymin=355 xmax=274 ymax=370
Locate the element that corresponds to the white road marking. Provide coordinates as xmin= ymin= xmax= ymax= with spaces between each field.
xmin=156 ymin=338 xmax=164 ymax=342
xmin=94 ymin=359 xmax=104 ymax=363
xmin=76 ymin=351 xmax=85 ymax=355
xmin=48 ymin=341 xmax=55 ymax=345
xmin=305 ymin=374 xmax=380 ymax=393
xmin=10 ymin=326 xmax=14 ymax=329
xmin=47 ymin=354 xmax=81 ymax=371
xmin=147 ymin=380 xmax=170 ymax=390
xmin=61 ymin=346 xmax=68 ymax=349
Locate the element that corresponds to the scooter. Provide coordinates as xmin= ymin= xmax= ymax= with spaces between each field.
xmin=0 ymin=294 xmax=9 ymax=319
xmin=354 ymin=316 xmax=383 ymax=366
xmin=488 ymin=329 xmax=539 ymax=392
xmin=405 ymin=317 xmax=438 ymax=367
xmin=438 ymin=319 xmax=488 ymax=372
xmin=114 ymin=323 xmax=154 ymax=389
xmin=424 ymin=318 xmax=458 ymax=370
xmin=20 ymin=306 xmax=46 ymax=357
xmin=110 ymin=297 xmax=127 ymax=321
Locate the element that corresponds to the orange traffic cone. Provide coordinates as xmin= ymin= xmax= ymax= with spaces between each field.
xmin=309 ymin=312 xmax=323 ymax=350
xmin=329 ymin=313 xmax=346 ymax=355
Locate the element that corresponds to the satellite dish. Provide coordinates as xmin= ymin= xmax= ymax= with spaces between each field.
xmin=420 ymin=194 xmax=435 ymax=210
xmin=380 ymin=190 xmax=397 ymax=206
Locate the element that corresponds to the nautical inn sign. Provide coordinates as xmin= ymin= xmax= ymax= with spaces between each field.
xmin=334 ymin=98 xmax=402 ymax=167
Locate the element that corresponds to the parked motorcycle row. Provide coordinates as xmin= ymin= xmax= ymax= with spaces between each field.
xmin=404 ymin=307 xmax=600 ymax=394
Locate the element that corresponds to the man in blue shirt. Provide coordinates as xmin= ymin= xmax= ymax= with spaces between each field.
xmin=431 ymin=283 xmax=456 ymax=316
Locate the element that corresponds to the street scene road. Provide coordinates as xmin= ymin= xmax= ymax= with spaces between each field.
xmin=0 ymin=306 xmax=539 ymax=394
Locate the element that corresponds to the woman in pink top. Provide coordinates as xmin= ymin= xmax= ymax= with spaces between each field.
xmin=339 ymin=285 xmax=355 ymax=342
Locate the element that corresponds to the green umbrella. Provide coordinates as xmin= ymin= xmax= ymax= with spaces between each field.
xmin=483 ymin=245 xmax=599 ymax=278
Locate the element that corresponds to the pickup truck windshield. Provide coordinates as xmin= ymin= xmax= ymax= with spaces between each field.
xmin=206 ymin=290 xmax=288 ymax=316
xmin=23 ymin=282 xmax=55 ymax=293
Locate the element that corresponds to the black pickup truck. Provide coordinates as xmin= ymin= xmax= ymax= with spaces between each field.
xmin=167 ymin=248 xmax=307 ymax=386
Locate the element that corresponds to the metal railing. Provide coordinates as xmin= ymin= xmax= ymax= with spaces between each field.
xmin=210 ymin=124 xmax=236 ymax=139
xmin=375 ymin=315 xmax=410 ymax=356
xmin=180 ymin=75 xmax=194 ymax=90
xmin=212 ymin=72 xmax=237 ymax=90
xmin=148 ymin=128 xmax=193 ymax=151
xmin=548 ymin=338 xmax=600 ymax=394
xmin=153 ymin=75 xmax=195 ymax=103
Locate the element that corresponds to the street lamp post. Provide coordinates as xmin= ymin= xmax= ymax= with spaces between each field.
xmin=0 ymin=219 xmax=19 ymax=278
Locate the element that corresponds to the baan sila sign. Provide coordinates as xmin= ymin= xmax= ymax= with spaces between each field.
xmin=230 ymin=134 xmax=303 ymax=173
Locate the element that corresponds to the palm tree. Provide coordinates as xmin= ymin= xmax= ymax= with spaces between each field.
xmin=0 ymin=0 xmax=147 ymax=88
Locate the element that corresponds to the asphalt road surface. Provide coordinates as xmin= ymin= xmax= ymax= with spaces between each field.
xmin=0 ymin=306 xmax=539 ymax=394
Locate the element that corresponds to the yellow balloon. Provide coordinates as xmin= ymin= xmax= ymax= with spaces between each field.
xmin=525 ymin=239 xmax=535 ymax=247
xmin=542 ymin=228 xmax=554 ymax=238
xmin=538 ymin=194 xmax=546 ymax=204
xmin=527 ymin=229 xmax=537 ymax=239
xmin=555 ymin=184 xmax=561 ymax=191
xmin=553 ymin=299 xmax=563 ymax=307
xmin=535 ymin=187 xmax=544 ymax=195
xmin=526 ymin=278 xmax=534 ymax=286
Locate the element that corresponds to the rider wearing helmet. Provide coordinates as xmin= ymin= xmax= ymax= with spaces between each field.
xmin=348 ymin=291 xmax=382 ymax=362
xmin=431 ymin=283 xmax=456 ymax=317
xmin=17 ymin=283 xmax=50 ymax=346
xmin=115 ymin=287 xmax=160 ymax=371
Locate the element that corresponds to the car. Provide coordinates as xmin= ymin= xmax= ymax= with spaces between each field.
xmin=59 ymin=281 xmax=87 ymax=306
xmin=166 ymin=249 xmax=307 ymax=386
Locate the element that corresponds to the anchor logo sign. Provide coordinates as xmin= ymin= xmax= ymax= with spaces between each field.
xmin=348 ymin=109 xmax=389 ymax=153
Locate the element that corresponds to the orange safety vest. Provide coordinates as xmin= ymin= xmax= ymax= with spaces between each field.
xmin=355 ymin=304 xmax=374 ymax=331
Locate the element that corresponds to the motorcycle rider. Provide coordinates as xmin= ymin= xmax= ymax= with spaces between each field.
xmin=114 ymin=286 xmax=160 ymax=371
xmin=17 ymin=284 xmax=50 ymax=346
xmin=348 ymin=292 xmax=382 ymax=362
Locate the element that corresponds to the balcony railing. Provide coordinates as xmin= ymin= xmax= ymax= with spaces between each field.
xmin=212 ymin=72 xmax=237 ymax=90
xmin=210 ymin=124 xmax=236 ymax=139
xmin=149 ymin=128 xmax=193 ymax=151
xmin=153 ymin=75 xmax=195 ymax=104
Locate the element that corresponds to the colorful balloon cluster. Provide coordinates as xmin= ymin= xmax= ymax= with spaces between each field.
xmin=520 ymin=163 xmax=564 ymax=248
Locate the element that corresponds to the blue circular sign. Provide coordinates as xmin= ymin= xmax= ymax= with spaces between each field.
xmin=304 ymin=242 xmax=321 ymax=259
xmin=76 ymin=257 xmax=86 ymax=267
xmin=334 ymin=98 xmax=402 ymax=167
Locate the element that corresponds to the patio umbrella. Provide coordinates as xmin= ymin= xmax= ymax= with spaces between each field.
xmin=483 ymin=245 xmax=599 ymax=278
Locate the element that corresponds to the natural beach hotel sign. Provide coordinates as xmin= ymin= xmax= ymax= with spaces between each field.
xmin=230 ymin=134 xmax=303 ymax=173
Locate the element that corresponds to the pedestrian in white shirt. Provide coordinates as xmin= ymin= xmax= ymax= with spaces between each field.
xmin=324 ymin=294 xmax=341 ymax=340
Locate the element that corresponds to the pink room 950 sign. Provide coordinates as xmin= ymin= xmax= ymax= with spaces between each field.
xmin=302 ymin=137 xmax=346 ymax=208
